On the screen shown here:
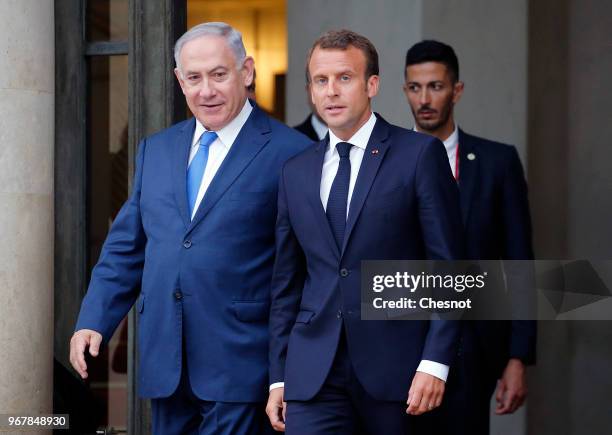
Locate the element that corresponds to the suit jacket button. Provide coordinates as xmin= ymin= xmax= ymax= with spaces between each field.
xmin=174 ymin=291 xmax=183 ymax=300
xmin=340 ymin=268 xmax=349 ymax=277
xmin=183 ymin=240 xmax=192 ymax=249
xmin=337 ymin=310 xmax=343 ymax=318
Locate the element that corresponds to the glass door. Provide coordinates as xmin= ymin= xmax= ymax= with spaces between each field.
xmin=54 ymin=0 xmax=129 ymax=433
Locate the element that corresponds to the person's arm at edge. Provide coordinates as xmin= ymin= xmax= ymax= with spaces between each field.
xmin=497 ymin=145 xmax=537 ymax=414
xmin=408 ymin=136 xmax=465 ymax=415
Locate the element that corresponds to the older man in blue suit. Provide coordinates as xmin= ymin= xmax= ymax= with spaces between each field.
xmin=266 ymin=30 xmax=464 ymax=434
xmin=69 ymin=22 xmax=310 ymax=435
xmin=403 ymin=40 xmax=536 ymax=435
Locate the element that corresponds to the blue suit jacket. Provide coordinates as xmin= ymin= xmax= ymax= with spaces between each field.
xmin=76 ymin=105 xmax=311 ymax=401
xmin=457 ymin=129 xmax=536 ymax=378
xmin=269 ymin=115 xmax=465 ymax=402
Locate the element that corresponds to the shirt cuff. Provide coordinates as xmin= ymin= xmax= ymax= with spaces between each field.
xmin=269 ymin=382 xmax=285 ymax=392
xmin=416 ymin=360 xmax=449 ymax=382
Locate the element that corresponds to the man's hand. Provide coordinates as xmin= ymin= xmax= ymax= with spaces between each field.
xmin=69 ymin=329 xmax=103 ymax=379
xmin=406 ymin=372 xmax=445 ymax=415
xmin=266 ymin=386 xmax=286 ymax=432
xmin=495 ymin=358 xmax=527 ymax=414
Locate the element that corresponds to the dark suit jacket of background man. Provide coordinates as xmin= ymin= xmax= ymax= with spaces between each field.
xmin=435 ymin=129 xmax=537 ymax=435
xmin=76 ymin=104 xmax=311 ymax=401
xmin=293 ymin=114 xmax=320 ymax=142
xmin=269 ymin=114 xmax=465 ymax=402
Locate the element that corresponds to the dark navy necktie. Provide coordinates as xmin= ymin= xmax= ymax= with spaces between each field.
xmin=326 ymin=141 xmax=353 ymax=249
xmin=187 ymin=131 xmax=218 ymax=217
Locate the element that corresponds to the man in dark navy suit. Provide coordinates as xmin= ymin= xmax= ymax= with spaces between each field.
xmin=403 ymin=40 xmax=536 ymax=434
xmin=69 ymin=22 xmax=310 ymax=435
xmin=266 ymin=30 xmax=465 ymax=434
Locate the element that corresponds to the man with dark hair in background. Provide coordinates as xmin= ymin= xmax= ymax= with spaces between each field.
xmin=266 ymin=30 xmax=464 ymax=434
xmin=293 ymin=78 xmax=328 ymax=142
xmin=403 ymin=39 xmax=536 ymax=435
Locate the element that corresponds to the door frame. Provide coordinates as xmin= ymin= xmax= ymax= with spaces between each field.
xmin=54 ymin=1 xmax=186 ymax=433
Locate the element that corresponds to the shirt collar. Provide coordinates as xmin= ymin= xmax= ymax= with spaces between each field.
xmin=328 ymin=112 xmax=376 ymax=152
xmin=192 ymin=99 xmax=253 ymax=148
xmin=413 ymin=123 xmax=459 ymax=155
xmin=442 ymin=124 xmax=459 ymax=154
xmin=310 ymin=113 xmax=328 ymax=141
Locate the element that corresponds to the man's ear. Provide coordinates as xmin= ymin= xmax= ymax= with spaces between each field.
xmin=366 ymin=74 xmax=380 ymax=99
xmin=452 ymin=81 xmax=464 ymax=104
xmin=174 ymin=68 xmax=186 ymax=95
xmin=242 ymin=56 xmax=255 ymax=87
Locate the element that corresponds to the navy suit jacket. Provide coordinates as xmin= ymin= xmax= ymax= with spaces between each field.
xmin=269 ymin=115 xmax=465 ymax=402
xmin=76 ymin=105 xmax=311 ymax=401
xmin=457 ymin=129 xmax=536 ymax=378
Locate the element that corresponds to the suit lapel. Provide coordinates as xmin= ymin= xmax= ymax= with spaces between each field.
xmin=458 ymin=129 xmax=478 ymax=225
xmin=341 ymin=117 xmax=390 ymax=254
xmin=187 ymin=105 xmax=271 ymax=234
xmin=172 ymin=117 xmax=196 ymax=229
xmin=309 ymin=137 xmax=341 ymax=259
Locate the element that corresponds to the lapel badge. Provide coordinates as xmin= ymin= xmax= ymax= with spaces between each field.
xmin=371 ymin=149 xmax=379 ymax=155
xmin=467 ymin=152 xmax=476 ymax=161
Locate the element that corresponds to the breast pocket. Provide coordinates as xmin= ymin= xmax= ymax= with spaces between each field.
xmin=225 ymin=191 xmax=275 ymax=226
xmin=363 ymin=186 xmax=405 ymax=214
xmin=232 ymin=300 xmax=270 ymax=322
xmin=229 ymin=191 xmax=272 ymax=206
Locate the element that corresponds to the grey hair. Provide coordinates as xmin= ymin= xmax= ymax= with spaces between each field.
xmin=174 ymin=22 xmax=247 ymax=75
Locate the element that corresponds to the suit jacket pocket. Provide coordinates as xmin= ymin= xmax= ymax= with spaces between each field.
xmin=229 ymin=191 xmax=272 ymax=205
xmin=295 ymin=310 xmax=315 ymax=324
xmin=232 ymin=300 xmax=270 ymax=322
xmin=136 ymin=294 xmax=145 ymax=313
xmin=363 ymin=186 xmax=405 ymax=212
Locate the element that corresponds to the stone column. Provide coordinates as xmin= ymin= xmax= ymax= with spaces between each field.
xmin=0 ymin=0 xmax=54 ymax=429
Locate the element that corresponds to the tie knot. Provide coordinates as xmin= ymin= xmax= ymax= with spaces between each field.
xmin=336 ymin=142 xmax=352 ymax=158
xmin=199 ymin=131 xmax=218 ymax=148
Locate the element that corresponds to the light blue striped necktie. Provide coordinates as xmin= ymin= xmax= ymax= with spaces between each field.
xmin=187 ymin=131 xmax=218 ymax=217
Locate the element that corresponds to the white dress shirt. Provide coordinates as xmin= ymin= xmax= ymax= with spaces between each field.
xmin=188 ymin=99 xmax=253 ymax=220
xmin=270 ymin=113 xmax=449 ymax=391
xmin=310 ymin=113 xmax=329 ymax=140
xmin=319 ymin=112 xmax=376 ymax=214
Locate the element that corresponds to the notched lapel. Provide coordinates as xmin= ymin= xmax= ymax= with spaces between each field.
xmin=172 ymin=118 xmax=196 ymax=229
xmin=341 ymin=117 xmax=390 ymax=254
xmin=187 ymin=107 xmax=271 ymax=234
xmin=309 ymin=138 xmax=341 ymax=258
xmin=458 ymin=129 xmax=479 ymax=225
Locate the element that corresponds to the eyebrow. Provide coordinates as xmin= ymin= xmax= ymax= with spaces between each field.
xmin=406 ymin=80 xmax=444 ymax=85
xmin=184 ymin=65 xmax=228 ymax=76
xmin=209 ymin=66 xmax=228 ymax=73
xmin=313 ymin=69 xmax=354 ymax=78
